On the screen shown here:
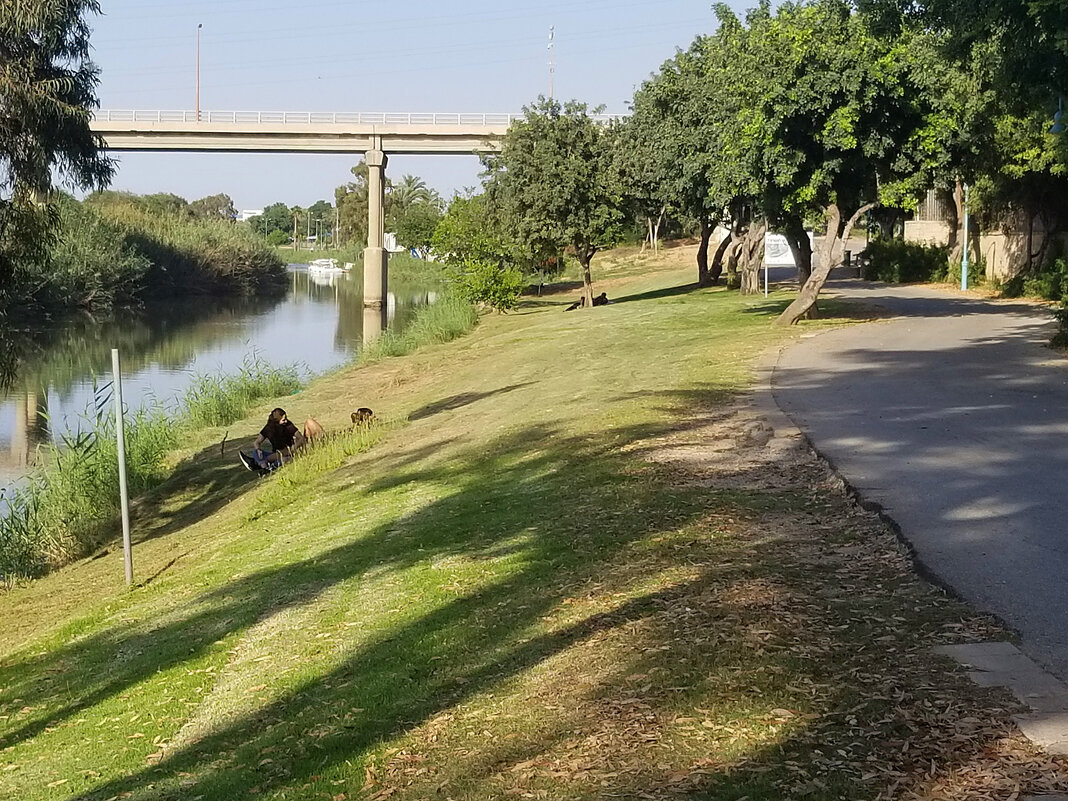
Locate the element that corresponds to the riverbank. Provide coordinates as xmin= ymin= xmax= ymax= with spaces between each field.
xmin=1 ymin=248 xmax=1064 ymax=799
xmin=2 ymin=195 xmax=286 ymax=317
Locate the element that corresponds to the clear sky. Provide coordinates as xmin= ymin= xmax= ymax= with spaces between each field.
xmin=88 ymin=1 xmax=747 ymax=211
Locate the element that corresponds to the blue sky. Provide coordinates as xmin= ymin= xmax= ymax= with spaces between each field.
xmin=89 ymin=1 xmax=747 ymax=211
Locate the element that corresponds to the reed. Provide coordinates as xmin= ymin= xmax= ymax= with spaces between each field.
xmin=358 ymin=293 xmax=478 ymax=363
xmin=183 ymin=356 xmax=302 ymax=428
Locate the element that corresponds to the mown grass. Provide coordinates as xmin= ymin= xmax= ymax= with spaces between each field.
xmin=0 ymin=252 xmax=1056 ymax=800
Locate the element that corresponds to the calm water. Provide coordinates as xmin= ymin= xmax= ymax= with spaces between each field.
xmin=0 ymin=265 xmax=439 ymax=487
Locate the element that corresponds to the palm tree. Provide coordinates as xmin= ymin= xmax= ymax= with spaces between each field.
xmin=390 ymin=174 xmax=432 ymax=213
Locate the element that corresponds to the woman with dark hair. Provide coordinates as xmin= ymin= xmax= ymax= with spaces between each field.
xmin=240 ymin=407 xmax=306 ymax=471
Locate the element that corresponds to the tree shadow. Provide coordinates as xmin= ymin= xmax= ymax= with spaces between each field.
xmin=612 ymin=282 xmax=706 ymax=305
xmin=407 ymin=382 xmax=536 ymax=421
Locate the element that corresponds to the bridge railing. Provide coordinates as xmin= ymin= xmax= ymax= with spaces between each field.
xmin=93 ymin=110 xmax=623 ymax=126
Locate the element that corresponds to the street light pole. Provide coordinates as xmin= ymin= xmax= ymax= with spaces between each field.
xmin=961 ymin=183 xmax=970 ymax=291
xmin=548 ymin=27 xmax=554 ymax=100
xmin=195 ymin=23 xmax=203 ymax=122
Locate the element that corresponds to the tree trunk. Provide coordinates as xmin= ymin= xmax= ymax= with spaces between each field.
xmin=783 ymin=216 xmax=812 ymax=285
xmin=776 ymin=204 xmax=844 ymax=326
xmin=739 ymin=221 xmax=767 ymax=295
xmin=725 ymin=241 xmax=743 ymax=290
xmin=710 ymin=232 xmax=732 ymax=284
xmin=697 ymin=216 xmax=713 ymax=286
xmin=947 ymin=180 xmax=965 ymax=267
xmin=653 ymin=205 xmax=666 ymax=253
xmin=643 ymin=217 xmax=652 ymax=252
xmin=579 ymin=249 xmax=595 ymax=308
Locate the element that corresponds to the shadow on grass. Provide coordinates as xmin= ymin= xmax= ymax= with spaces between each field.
xmin=408 ymin=383 xmax=536 ymax=421
xmin=0 ymin=393 xmax=1008 ymax=800
xmin=612 ymin=282 xmax=706 ymax=305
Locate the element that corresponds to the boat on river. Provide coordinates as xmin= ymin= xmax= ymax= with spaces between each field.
xmin=307 ymin=258 xmax=347 ymax=274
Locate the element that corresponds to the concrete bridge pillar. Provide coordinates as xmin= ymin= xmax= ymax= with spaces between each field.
xmin=363 ymin=146 xmax=388 ymax=308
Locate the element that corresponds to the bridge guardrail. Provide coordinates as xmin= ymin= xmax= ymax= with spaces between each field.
xmin=92 ymin=110 xmax=623 ymax=126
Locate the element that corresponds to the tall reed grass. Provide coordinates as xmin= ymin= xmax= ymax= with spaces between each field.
xmin=358 ymin=293 xmax=479 ymax=363
xmin=183 ymin=357 xmax=302 ymax=427
xmin=0 ymin=357 xmax=304 ymax=583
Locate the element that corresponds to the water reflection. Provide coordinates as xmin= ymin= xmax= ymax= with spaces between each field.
xmin=0 ymin=265 xmax=441 ymax=486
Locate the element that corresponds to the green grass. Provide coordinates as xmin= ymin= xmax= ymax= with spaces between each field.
xmin=358 ymin=291 xmax=479 ymax=363
xmin=183 ymin=356 xmax=302 ymax=428
xmin=0 ymin=251 xmax=1049 ymax=800
xmin=0 ymin=357 xmax=303 ymax=582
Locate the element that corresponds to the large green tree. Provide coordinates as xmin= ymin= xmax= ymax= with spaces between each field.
xmin=189 ymin=193 xmax=237 ymax=221
xmin=485 ymin=98 xmax=624 ymax=307
xmin=0 ymin=0 xmax=113 ymax=291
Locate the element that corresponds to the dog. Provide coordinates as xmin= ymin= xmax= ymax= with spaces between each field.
xmin=351 ymin=408 xmax=375 ymax=427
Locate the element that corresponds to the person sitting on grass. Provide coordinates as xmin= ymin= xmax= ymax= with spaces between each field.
xmin=248 ymin=407 xmax=305 ymax=470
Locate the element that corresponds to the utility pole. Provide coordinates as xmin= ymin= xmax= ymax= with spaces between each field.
xmin=548 ymin=26 xmax=554 ymax=100
xmin=195 ymin=23 xmax=203 ymax=121
xmin=335 ymin=206 xmax=340 ymax=249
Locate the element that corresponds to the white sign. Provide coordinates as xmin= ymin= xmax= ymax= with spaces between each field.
xmin=764 ymin=233 xmax=796 ymax=267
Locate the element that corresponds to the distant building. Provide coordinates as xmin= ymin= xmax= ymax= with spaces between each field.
xmin=236 ymin=209 xmax=263 ymax=222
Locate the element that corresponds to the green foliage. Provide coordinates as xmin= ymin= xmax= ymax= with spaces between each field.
xmin=183 ymin=356 xmax=302 ymax=428
xmin=1002 ymin=258 xmax=1068 ymax=300
xmin=1051 ymin=300 xmax=1068 ymax=348
xmin=861 ymin=239 xmax=950 ymax=283
xmin=485 ymin=97 xmax=625 ymax=289
xmin=944 ymin=252 xmax=985 ymax=286
xmin=358 ymin=293 xmax=478 ymax=363
xmin=0 ymin=0 xmax=113 ymax=291
xmin=395 ymin=203 xmax=441 ymax=257
xmin=189 ymin=193 xmax=237 ymax=221
xmin=450 ymin=258 xmax=525 ymax=312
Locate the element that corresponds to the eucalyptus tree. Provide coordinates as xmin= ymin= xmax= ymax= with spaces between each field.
xmin=485 ymin=98 xmax=625 ymax=308
xmin=0 ymin=0 xmax=113 ymax=291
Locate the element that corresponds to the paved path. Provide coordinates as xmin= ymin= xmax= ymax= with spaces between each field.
xmin=772 ymin=279 xmax=1068 ymax=678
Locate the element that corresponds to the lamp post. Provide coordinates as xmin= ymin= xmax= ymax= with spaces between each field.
xmin=547 ymin=27 xmax=554 ymax=100
xmin=195 ymin=23 xmax=203 ymax=122
xmin=961 ymin=182 xmax=971 ymax=291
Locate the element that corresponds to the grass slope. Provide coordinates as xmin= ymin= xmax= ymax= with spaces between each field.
xmin=1 ymin=246 xmax=1065 ymax=800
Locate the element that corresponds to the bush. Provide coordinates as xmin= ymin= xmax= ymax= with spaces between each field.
xmin=861 ymin=239 xmax=949 ymax=283
xmin=1052 ymin=301 xmax=1068 ymax=348
xmin=450 ymin=258 xmax=525 ymax=312
xmin=1001 ymin=258 xmax=1068 ymax=302
xmin=944 ymin=254 xmax=986 ymax=288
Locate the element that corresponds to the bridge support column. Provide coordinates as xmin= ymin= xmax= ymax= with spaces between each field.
xmin=363 ymin=147 xmax=388 ymax=308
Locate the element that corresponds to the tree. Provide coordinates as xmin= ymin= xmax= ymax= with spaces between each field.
xmin=336 ymin=161 xmax=391 ymax=249
xmin=432 ymin=193 xmax=524 ymax=312
xmin=141 ymin=193 xmax=189 ymax=218
xmin=189 ymin=193 xmax=237 ymax=221
xmin=396 ymin=203 xmax=441 ymax=258
xmin=698 ymin=1 xmax=918 ymax=324
xmin=485 ymin=97 xmax=624 ymax=307
xmin=248 ymin=202 xmax=292 ymax=239
xmin=0 ymin=0 xmax=113 ymax=290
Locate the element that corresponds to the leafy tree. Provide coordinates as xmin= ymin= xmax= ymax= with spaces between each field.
xmin=141 ymin=193 xmax=189 ymax=218
xmin=396 ymin=203 xmax=441 ymax=258
xmin=0 ymin=0 xmax=113 ymax=291
xmin=336 ymin=162 xmax=390 ymax=248
xmin=248 ymin=202 xmax=292 ymax=239
xmin=189 ymin=193 xmax=237 ymax=221
xmin=432 ymin=193 xmax=523 ymax=312
xmin=485 ymin=97 xmax=624 ymax=307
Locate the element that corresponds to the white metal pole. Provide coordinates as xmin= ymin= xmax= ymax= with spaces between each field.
xmin=111 ymin=348 xmax=133 ymax=586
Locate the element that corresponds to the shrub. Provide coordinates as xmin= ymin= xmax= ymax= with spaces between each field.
xmin=1002 ymin=258 xmax=1068 ymax=302
xmin=1051 ymin=301 xmax=1068 ymax=348
xmin=944 ymin=254 xmax=986 ymax=288
xmin=450 ymin=258 xmax=525 ymax=312
xmin=862 ymin=239 xmax=949 ymax=283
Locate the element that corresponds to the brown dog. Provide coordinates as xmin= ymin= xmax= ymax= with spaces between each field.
xmin=351 ymin=408 xmax=375 ymax=427
xmin=303 ymin=417 xmax=326 ymax=442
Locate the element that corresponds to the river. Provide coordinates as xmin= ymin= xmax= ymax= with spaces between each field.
xmin=0 ymin=265 xmax=440 ymax=490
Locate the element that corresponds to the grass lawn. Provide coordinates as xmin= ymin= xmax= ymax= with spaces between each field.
xmin=1 ymin=245 xmax=1066 ymax=800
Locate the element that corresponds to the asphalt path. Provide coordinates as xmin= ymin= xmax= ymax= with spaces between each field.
xmin=771 ymin=277 xmax=1068 ymax=678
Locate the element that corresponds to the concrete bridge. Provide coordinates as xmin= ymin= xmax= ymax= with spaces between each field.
xmin=89 ymin=110 xmax=526 ymax=313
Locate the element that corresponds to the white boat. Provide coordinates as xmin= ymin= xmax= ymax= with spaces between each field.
xmin=307 ymin=258 xmax=343 ymax=273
